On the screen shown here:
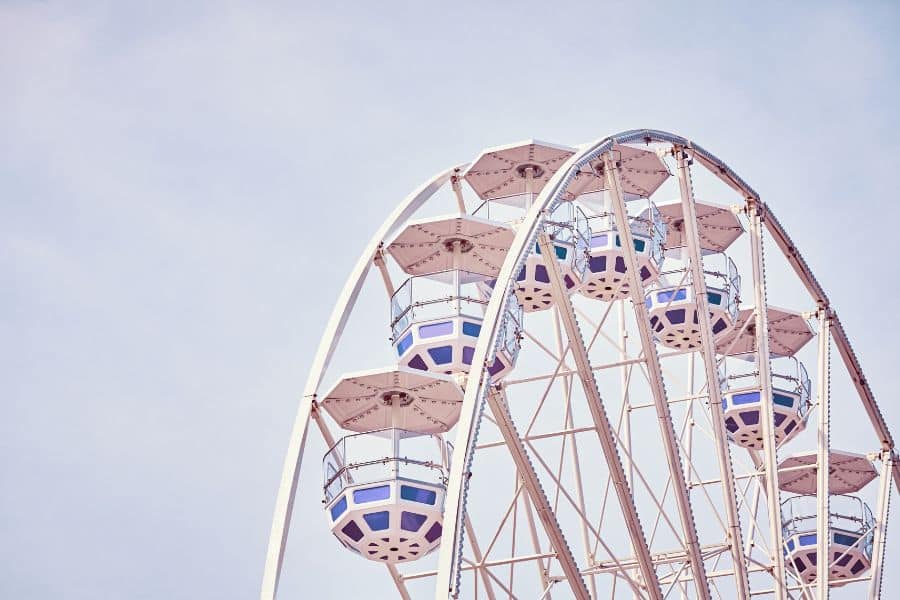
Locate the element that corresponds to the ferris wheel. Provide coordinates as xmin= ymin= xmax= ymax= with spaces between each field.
xmin=260 ymin=130 xmax=898 ymax=599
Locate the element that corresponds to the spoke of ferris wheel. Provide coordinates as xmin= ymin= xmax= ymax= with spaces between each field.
xmin=547 ymin=310 xmax=598 ymax=596
xmin=747 ymin=199 xmax=788 ymax=598
xmin=672 ymin=146 xmax=751 ymax=598
xmin=537 ymin=230 xmax=664 ymax=598
xmin=868 ymin=451 xmax=893 ymax=598
xmin=604 ymin=150 xmax=712 ymax=599
xmin=815 ymin=309 xmax=832 ymax=599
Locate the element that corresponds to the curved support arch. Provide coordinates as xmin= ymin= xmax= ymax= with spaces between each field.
xmin=260 ymin=163 xmax=465 ymax=600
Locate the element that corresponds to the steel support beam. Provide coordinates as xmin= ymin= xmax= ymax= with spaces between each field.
xmin=484 ymin=387 xmax=591 ymax=600
xmin=746 ymin=200 xmax=786 ymax=598
xmin=604 ymin=152 xmax=711 ymax=599
xmin=868 ymin=452 xmax=893 ymax=599
xmin=815 ymin=310 xmax=832 ymax=599
xmin=537 ymin=232 xmax=664 ymax=599
xmin=673 ymin=147 xmax=751 ymax=599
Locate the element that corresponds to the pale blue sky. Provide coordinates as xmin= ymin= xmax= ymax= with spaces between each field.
xmin=2 ymin=1 xmax=899 ymax=598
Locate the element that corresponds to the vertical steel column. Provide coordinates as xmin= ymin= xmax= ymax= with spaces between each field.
xmin=674 ymin=148 xmax=751 ymax=599
xmin=746 ymin=200 xmax=786 ymax=599
xmin=815 ymin=310 xmax=831 ymax=599
xmin=868 ymin=453 xmax=893 ymax=599
xmin=603 ymin=152 xmax=711 ymax=600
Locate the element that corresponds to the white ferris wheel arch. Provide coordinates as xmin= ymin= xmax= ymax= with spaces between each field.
xmin=260 ymin=129 xmax=898 ymax=600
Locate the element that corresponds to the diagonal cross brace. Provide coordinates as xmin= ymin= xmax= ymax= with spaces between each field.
xmin=537 ymin=233 xmax=664 ymax=599
xmin=602 ymin=151 xmax=712 ymax=600
xmin=483 ymin=387 xmax=592 ymax=600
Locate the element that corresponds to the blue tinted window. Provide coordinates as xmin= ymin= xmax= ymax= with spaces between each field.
xmin=657 ymin=288 xmax=687 ymax=303
xmin=354 ymin=485 xmax=390 ymax=503
xmin=739 ymin=410 xmax=760 ymax=425
xmin=798 ymin=533 xmax=817 ymax=546
xmin=407 ymin=353 xmax=427 ymax=371
xmin=834 ymin=533 xmax=859 ymax=547
xmin=554 ymin=245 xmax=567 ymax=260
xmin=462 ymin=322 xmax=482 ymax=337
xmin=424 ymin=521 xmax=443 ymax=543
xmin=428 ymin=345 xmax=452 ymax=365
xmin=363 ymin=511 xmax=390 ymax=531
xmin=707 ymin=291 xmax=722 ymax=305
xmin=396 ymin=332 xmax=413 ymax=356
xmin=640 ymin=266 xmax=651 ymax=281
xmin=462 ymin=346 xmax=474 ymax=365
xmin=633 ymin=238 xmax=646 ymax=252
xmin=733 ymin=392 xmax=761 ymax=405
xmin=666 ymin=309 xmax=686 ymax=324
xmin=589 ymin=255 xmax=607 ymax=273
xmin=330 ymin=496 xmax=348 ymax=520
xmin=773 ymin=393 xmax=794 ymax=408
xmin=712 ymin=318 xmax=727 ymax=334
xmin=419 ymin=321 xmax=452 ymax=338
xmin=401 ymin=485 xmax=437 ymax=505
xmin=400 ymin=511 xmax=428 ymax=532
xmin=488 ymin=356 xmax=505 ymax=376
xmin=341 ymin=520 xmax=364 ymax=541
xmin=591 ymin=233 xmax=609 ymax=248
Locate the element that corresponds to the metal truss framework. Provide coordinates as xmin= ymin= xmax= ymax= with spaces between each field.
xmin=260 ymin=130 xmax=898 ymax=600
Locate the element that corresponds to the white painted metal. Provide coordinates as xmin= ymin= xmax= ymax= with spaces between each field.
xmin=537 ymin=232 xmax=664 ymax=599
xmin=816 ymin=309 xmax=832 ymax=599
xmin=604 ymin=151 xmax=712 ymax=599
xmin=747 ymin=200 xmax=787 ymax=599
xmin=673 ymin=147 xmax=751 ymax=599
xmin=483 ymin=387 xmax=590 ymax=599
xmin=868 ymin=453 xmax=893 ymax=598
